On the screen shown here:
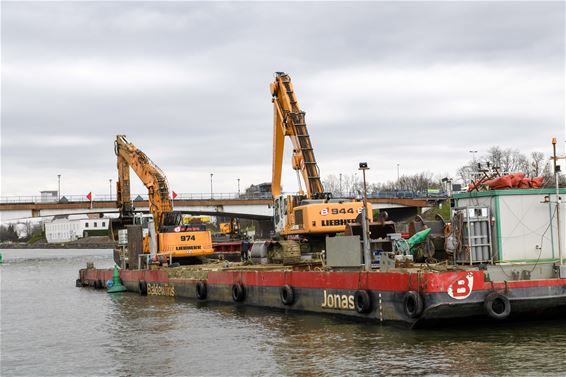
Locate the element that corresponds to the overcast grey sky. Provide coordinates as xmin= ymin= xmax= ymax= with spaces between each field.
xmin=1 ymin=1 xmax=564 ymax=197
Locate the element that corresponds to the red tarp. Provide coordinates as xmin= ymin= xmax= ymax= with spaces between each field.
xmin=467 ymin=173 xmax=544 ymax=191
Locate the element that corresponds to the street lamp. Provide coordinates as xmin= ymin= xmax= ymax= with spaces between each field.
xmin=109 ymin=179 xmax=112 ymax=200
xmin=210 ymin=173 xmax=214 ymax=199
xmin=237 ymin=178 xmax=240 ymax=196
xmin=339 ymin=173 xmax=342 ymax=197
xmin=396 ymin=163 xmax=400 ymax=182
xmin=57 ymin=174 xmax=61 ymax=201
xmin=469 ymin=150 xmax=478 ymax=164
xmin=469 ymin=150 xmax=478 ymax=182
xmin=358 ymin=162 xmax=371 ymax=271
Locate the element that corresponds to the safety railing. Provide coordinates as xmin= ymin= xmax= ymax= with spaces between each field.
xmin=0 ymin=190 xmax=447 ymax=204
xmin=0 ymin=192 xmax=275 ymax=204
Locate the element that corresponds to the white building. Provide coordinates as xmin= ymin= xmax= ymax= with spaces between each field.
xmin=40 ymin=190 xmax=58 ymax=202
xmin=44 ymin=214 xmax=110 ymax=243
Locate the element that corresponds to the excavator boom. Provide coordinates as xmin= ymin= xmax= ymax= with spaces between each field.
xmin=271 ymin=72 xmax=324 ymax=198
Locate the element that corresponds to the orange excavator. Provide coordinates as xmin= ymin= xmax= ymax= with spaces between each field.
xmin=112 ymin=135 xmax=213 ymax=264
xmin=269 ymin=72 xmax=371 ymax=258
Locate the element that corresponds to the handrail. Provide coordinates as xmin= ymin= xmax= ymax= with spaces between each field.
xmin=0 ymin=190 xmax=448 ymax=204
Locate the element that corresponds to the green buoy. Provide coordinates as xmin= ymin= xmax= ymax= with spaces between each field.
xmin=107 ymin=265 xmax=127 ymax=293
xmin=0 ymin=253 xmax=3 ymax=264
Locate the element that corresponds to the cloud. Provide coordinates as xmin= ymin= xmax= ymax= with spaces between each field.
xmin=1 ymin=1 xmax=564 ymax=197
xmin=3 ymin=59 xmax=216 ymax=94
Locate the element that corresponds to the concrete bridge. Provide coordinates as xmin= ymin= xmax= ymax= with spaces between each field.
xmin=0 ymin=193 xmax=440 ymax=222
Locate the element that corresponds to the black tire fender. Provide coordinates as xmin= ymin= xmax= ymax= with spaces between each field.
xmin=196 ymin=281 xmax=207 ymax=300
xmin=354 ymin=290 xmax=372 ymax=313
xmin=280 ymin=285 xmax=295 ymax=305
xmin=404 ymin=291 xmax=424 ymax=318
xmin=139 ymin=280 xmax=148 ymax=296
xmin=94 ymin=279 xmax=103 ymax=290
xmin=232 ymin=283 xmax=246 ymax=302
xmin=484 ymin=292 xmax=511 ymax=320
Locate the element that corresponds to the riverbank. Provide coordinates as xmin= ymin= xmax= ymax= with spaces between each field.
xmin=0 ymin=236 xmax=115 ymax=249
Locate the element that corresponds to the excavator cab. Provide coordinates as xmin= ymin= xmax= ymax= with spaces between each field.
xmin=153 ymin=211 xmax=214 ymax=257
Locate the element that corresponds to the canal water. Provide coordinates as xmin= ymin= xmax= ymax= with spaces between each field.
xmin=2 ymin=248 xmax=566 ymax=376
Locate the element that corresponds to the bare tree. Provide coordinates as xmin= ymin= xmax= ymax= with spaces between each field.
xmin=321 ymin=174 xmax=340 ymax=196
xmin=485 ymin=146 xmax=504 ymax=170
xmin=322 ymin=173 xmax=361 ymax=197
xmin=456 ymin=165 xmax=473 ymax=183
xmin=369 ymin=172 xmax=441 ymax=193
xmin=483 ymin=147 xmax=529 ymax=173
xmin=529 ymin=151 xmax=546 ymax=176
xmin=457 ymin=146 xmax=564 ymax=187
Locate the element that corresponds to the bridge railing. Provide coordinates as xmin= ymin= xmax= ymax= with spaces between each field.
xmin=336 ymin=191 xmax=448 ymax=199
xmin=0 ymin=190 xmax=447 ymax=204
xmin=0 ymin=192 xmax=275 ymax=204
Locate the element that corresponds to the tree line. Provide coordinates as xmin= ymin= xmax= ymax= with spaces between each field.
xmin=321 ymin=146 xmax=562 ymax=196
xmin=0 ymin=222 xmax=43 ymax=243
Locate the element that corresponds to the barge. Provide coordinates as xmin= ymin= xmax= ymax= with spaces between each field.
xmin=77 ymin=188 xmax=566 ymax=328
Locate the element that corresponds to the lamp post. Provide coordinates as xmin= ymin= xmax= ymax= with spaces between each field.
xmin=109 ymin=179 xmax=112 ymax=200
xmin=358 ymin=162 xmax=371 ymax=271
xmin=396 ymin=163 xmax=400 ymax=182
xmin=237 ymin=178 xmax=240 ymax=197
xmin=552 ymin=138 xmax=563 ymax=272
xmin=469 ymin=150 xmax=478 ymax=181
xmin=210 ymin=173 xmax=214 ymax=199
xmin=57 ymin=174 xmax=61 ymax=201
xmin=339 ymin=173 xmax=342 ymax=197
xmin=469 ymin=150 xmax=478 ymax=164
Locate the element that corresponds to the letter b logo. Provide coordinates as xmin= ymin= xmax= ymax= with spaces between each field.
xmin=447 ymin=273 xmax=473 ymax=300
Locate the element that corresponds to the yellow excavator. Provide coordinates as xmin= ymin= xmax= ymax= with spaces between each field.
xmin=269 ymin=72 xmax=372 ymax=258
xmin=112 ymin=135 xmax=214 ymax=264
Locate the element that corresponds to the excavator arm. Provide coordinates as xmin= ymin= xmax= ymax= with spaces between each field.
xmin=114 ymin=135 xmax=172 ymax=233
xmin=271 ymin=72 xmax=325 ymax=198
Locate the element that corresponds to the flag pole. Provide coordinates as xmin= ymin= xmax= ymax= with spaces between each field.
xmin=86 ymin=192 xmax=93 ymax=209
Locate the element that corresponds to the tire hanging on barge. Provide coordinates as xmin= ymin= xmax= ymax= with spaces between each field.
xmin=196 ymin=281 xmax=207 ymax=300
xmin=484 ymin=292 xmax=511 ymax=320
xmin=139 ymin=280 xmax=148 ymax=296
xmin=280 ymin=285 xmax=295 ymax=305
xmin=354 ymin=290 xmax=372 ymax=313
xmin=403 ymin=291 xmax=424 ymax=318
xmin=232 ymin=283 xmax=246 ymax=302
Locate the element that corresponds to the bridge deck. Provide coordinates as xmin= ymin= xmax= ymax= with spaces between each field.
xmin=0 ymin=197 xmax=434 ymax=211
